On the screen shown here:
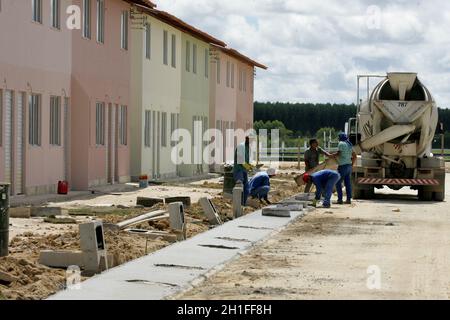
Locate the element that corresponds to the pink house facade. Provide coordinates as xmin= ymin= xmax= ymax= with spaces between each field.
xmin=209 ymin=44 xmax=267 ymax=164
xmin=0 ymin=0 xmax=154 ymax=195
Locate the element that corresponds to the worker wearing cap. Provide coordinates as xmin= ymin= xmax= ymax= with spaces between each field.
xmin=234 ymin=136 xmax=252 ymax=205
xmin=248 ymin=168 xmax=276 ymax=205
xmin=303 ymin=170 xmax=341 ymax=208
xmin=332 ymin=133 xmax=357 ymax=205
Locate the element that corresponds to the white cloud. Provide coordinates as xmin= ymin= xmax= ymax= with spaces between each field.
xmin=154 ymin=0 xmax=450 ymax=107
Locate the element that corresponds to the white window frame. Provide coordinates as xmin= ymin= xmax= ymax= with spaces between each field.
xmin=171 ymin=34 xmax=176 ymax=68
xmin=216 ymin=58 xmax=221 ymax=84
xmin=96 ymin=0 xmax=105 ymax=43
xmin=192 ymin=43 xmax=197 ymax=74
xmin=32 ymin=0 xmax=43 ymax=24
xmin=185 ymin=40 xmax=191 ymax=72
xmin=29 ymin=94 xmax=42 ymax=146
xmin=121 ymin=10 xmax=129 ymax=50
xmin=145 ymin=23 xmax=151 ymax=60
xmin=95 ymin=102 xmax=105 ymax=146
xmin=163 ymin=30 xmax=168 ymax=65
xmin=119 ymin=105 xmax=127 ymax=145
xmin=231 ymin=63 xmax=235 ymax=88
xmin=51 ymin=0 xmax=60 ymax=29
xmin=161 ymin=112 xmax=167 ymax=147
xmin=204 ymin=48 xmax=209 ymax=78
xmin=83 ymin=0 xmax=91 ymax=39
xmin=144 ymin=110 xmax=151 ymax=148
xmin=50 ymin=96 xmax=61 ymax=146
xmin=226 ymin=61 xmax=230 ymax=87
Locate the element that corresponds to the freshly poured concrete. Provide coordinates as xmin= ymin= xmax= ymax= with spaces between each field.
xmin=49 ymin=206 xmax=309 ymax=300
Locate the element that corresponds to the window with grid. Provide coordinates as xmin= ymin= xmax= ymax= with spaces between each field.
xmin=185 ymin=41 xmax=191 ymax=72
xmin=50 ymin=96 xmax=61 ymax=146
xmin=32 ymin=0 xmax=42 ymax=23
xmin=145 ymin=23 xmax=151 ymax=59
xmin=121 ymin=10 xmax=129 ymax=50
xmin=51 ymin=0 xmax=60 ymax=29
xmin=171 ymin=34 xmax=176 ymax=68
xmin=163 ymin=30 xmax=168 ymax=65
xmin=119 ymin=105 xmax=127 ymax=145
xmin=83 ymin=0 xmax=91 ymax=39
xmin=144 ymin=110 xmax=151 ymax=148
xmin=192 ymin=44 xmax=197 ymax=74
xmin=161 ymin=112 xmax=167 ymax=147
xmin=95 ymin=102 xmax=105 ymax=145
xmin=29 ymin=94 xmax=41 ymax=146
xmin=96 ymin=0 xmax=104 ymax=43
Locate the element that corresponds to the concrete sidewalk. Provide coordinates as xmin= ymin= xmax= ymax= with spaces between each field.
xmin=49 ymin=204 xmax=310 ymax=300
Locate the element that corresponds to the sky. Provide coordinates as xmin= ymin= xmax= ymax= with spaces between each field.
xmin=154 ymin=0 xmax=450 ymax=107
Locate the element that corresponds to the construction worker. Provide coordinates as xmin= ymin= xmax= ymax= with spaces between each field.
xmin=304 ymin=139 xmax=332 ymax=192
xmin=303 ymin=170 xmax=341 ymax=208
xmin=234 ymin=136 xmax=252 ymax=205
xmin=248 ymin=168 xmax=276 ymax=205
xmin=332 ymin=133 xmax=357 ymax=205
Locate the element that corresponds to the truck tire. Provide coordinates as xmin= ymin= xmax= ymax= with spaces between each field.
xmin=418 ymin=188 xmax=433 ymax=201
xmin=353 ymin=187 xmax=363 ymax=200
xmin=433 ymin=192 xmax=445 ymax=202
xmin=363 ymin=187 xmax=375 ymax=199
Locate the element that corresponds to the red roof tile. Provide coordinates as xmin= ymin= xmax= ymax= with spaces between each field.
xmin=210 ymin=43 xmax=268 ymax=70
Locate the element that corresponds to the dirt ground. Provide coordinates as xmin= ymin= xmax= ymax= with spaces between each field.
xmin=175 ymin=174 xmax=450 ymax=300
xmin=0 ymin=171 xmax=302 ymax=300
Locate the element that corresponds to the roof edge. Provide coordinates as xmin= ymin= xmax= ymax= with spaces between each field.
xmin=210 ymin=43 xmax=268 ymax=70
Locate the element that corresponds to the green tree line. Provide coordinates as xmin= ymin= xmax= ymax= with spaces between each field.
xmin=254 ymin=102 xmax=450 ymax=148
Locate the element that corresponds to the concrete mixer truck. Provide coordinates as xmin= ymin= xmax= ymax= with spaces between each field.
xmin=347 ymin=72 xmax=445 ymax=201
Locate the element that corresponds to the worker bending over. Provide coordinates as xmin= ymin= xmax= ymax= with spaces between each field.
xmin=304 ymin=139 xmax=332 ymax=192
xmin=303 ymin=170 xmax=341 ymax=208
xmin=248 ymin=168 xmax=277 ymax=205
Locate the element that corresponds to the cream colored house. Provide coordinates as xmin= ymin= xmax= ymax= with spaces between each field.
xmin=130 ymin=8 xmax=182 ymax=180
xmin=130 ymin=8 xmax=225 ymax=180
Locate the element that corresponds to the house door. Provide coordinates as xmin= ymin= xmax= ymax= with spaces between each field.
xmin=151 ymin=110 xmax=161 ymax=179
xmin=4 ymin=90 xmax=13 ymax=192
xmin=15 ymin=93 xmax=25 ymax=195
xmin=107 ymin=104 xmax=116 ymax=184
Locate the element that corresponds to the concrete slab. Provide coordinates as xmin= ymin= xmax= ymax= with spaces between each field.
xmin=30 ymin=207 xmax=68 ymax=217
xmin=49 ymin=201 xmax=311 ymax=300
xmin=9 ymin=207 xmax=31 ymax=219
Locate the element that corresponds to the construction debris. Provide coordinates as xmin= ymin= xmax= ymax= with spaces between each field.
xmin=199 ymin=197 xmax=223 ymax=225
xmin=9 ymin=208 xmax=31 ymax=219
xmin=262 ymin=206 xmax=292 ymax=218
xmin=115 ymin=210 xmax=168 ymax=231
xmin=30 ymin=207 xmax=68 ymax=217
xmin=168 ymin=202 xmax=186 ymax=241
xmin=0 ymin=270 xmax=18 ymax=285
xmin=232 ymin=185 xmax=243 ymax=218
xmin=165 ymin=196 xmax=191 ymax=208
xmin=136 ymin=197 xmax=164 ymax=208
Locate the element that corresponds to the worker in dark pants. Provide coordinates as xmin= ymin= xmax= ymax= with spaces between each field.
xmin=304 ymin=139 xmax=332 ymax=192
xmin=234 ymin=136 xmax=252 ymax=206
xmin=248 ymin=168 xmax=276 ymax=205
xmin=332 ymin=133 xmax=357 ymax=205
xmin=303 ymin=170 xmax=341 ymax=208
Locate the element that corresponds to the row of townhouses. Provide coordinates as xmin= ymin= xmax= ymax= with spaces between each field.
xmin=0 ymin=0 xmax=267 ymax=196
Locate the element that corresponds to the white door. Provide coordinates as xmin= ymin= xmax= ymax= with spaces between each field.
xmin=4 ymin=90 xmax=13 ymax=188
xmin=157 ymin=111 xmax=161 ymax=179
xmin=15 ymin=93 xmax=25 ymax=195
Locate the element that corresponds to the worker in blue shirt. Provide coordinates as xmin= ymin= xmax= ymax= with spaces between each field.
xmin=248 ymin=168 xmax=277 ymax=204
xmin=303 ymin=170 xmax=341 ymax=208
